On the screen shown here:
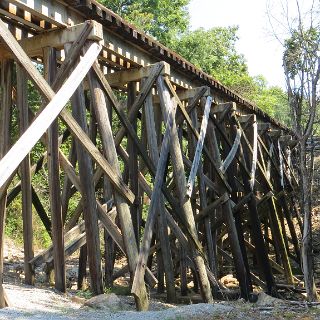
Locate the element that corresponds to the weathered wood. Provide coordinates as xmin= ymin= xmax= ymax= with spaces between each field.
xmin=61 ymin=141 xmax=77 ymax=224
xmin=0 ymin=23 xmax=134 ymax=204
xmin=233 ymin=115 xmax=277 ymax=295
xmin=77 ymin=244 xmax=87 ymax=290
xmin=186 ymin=96 xmax=212 ymax=198
xmin=157 ymin=76 xmax=213 ymax=303
xmin=4 ymin=21 xmax=103 ymax=58
xmin=127 ymin=82 xmax=140 ymax=244
xmin=87 ymin=68 xmax=148 ymax=309
xmin=131 ymin=78 xmax=177 ymax=309
xmin=143 ymin=78 xmax=176 ymax=302
xmin=104 ymin=63 xmax=170 ymax=87
xmin=16 ymin=64 xmax=34 ymax=286
xmin=219 ymin=128 xmax=242 ymax=174
xmin=65 ymin=42 xmax=103 ymax=296
xmin=206 ymin=118 xmax=251 ymax=300
xmin=0 ymin=25 xmax=101 ymax=189
xmin=0 ymin=59 xmax=12 ymax=308
xmin=43 ymin=46 xmax=65 ymax=292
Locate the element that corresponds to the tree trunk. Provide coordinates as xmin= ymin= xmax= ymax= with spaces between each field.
xmin=300 ymin=141 xmax=318 ymax=301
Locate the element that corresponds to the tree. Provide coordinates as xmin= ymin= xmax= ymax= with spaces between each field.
xmin=173 ymin=26 xmax=248 ymax=84
xmin=173 ymin=26 xmax=290 ymax=117
xmin=284 ymin=26 xmax=320 ymax=302
xmin=98 ymin=0 xmax=190 ymax=46
xmin=269 ymin=0 xmax=320 ymax=301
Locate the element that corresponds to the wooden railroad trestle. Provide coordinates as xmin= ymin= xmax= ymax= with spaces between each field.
xmin=0 ymin=0 xmax=302 ymax=311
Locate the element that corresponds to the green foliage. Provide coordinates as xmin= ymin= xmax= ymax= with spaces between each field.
xmin=283 ymin=26 xmax=320 ymax=134
xmin=283 ymin=27 xmax=320 ymax=80
xmin=5 ymin=194 xmax=51 ymax=249
xmin=98 ymin=0 xmax=190 ymax=46
xmin=173 ymin=26 xmax=248 ymax=83
xmin=174 ymin=27 xmax=290 ymax=120
xmin=97 ymin=0 xmax=290 ymax=121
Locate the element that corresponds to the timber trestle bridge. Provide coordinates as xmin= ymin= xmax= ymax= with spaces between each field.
xmin=0 ymin=0 xmax=303 ymax=310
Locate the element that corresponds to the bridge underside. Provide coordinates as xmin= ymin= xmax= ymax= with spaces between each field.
xmin=0 ymin=0 xmax=303 ymax=310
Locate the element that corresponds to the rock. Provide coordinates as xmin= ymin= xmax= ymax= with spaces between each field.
xmin=256 ymin=292 xmax=286 ymax=307
xmin=71 ymin=295 xmax=86 ymax=304
xmin=83 ymin=293 xmax=123 ymax=311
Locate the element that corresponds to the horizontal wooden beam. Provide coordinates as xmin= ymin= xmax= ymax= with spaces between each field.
xmin=175 ymin=86 xmax=211 ymax=101
xmin=1 ymin=20 xmax=103 ymax=58
xmin=212 ymin=102 xmax=236 ymax=114
xmin=105 ymin=62 xmax=170 ymax=86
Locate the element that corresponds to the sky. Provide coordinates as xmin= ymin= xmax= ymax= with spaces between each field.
xmin=188 ymin=0 xmax=286 ymax=88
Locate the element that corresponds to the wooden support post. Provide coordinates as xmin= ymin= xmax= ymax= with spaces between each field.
xmin=102 ymin=103 xmax=115 ymax=289
xmin=43 ymin=46 xmax=65 ymax=292
xmin=233 ymin=116 xmax=277 ymax=295
xmin=0 ymin=59 xmax=12 ymax=308
xmin=179 ymin=245 xmax=188 ymax=296
xmin=131 ymin=77 xmax=178 ymax=309
xmin=65 ymin=43 xmax=103 ymax=295
xmin=219 ymin=113 xmax=253 ymax=294
xmin=127 ymin=82 xmax=140 ymax=244
xmin=16 ymin=64 xmax=34 ymax=285
xmin=206 ymin=119 xmax=251 ymax=300
xmin=77 ymin=245 xmax=87 ymax=290
xmin=61 ymin=141 xmax=77 ymax=223
xmin=157 ymin=76 xmax=213 ymax=303
xmin=189 ymin=98 xmax=216 ymax=278
xmin=143 ymin=78 xmax=176 ymax=302
xmin=87 ymin=67 xmax=148 ymax=308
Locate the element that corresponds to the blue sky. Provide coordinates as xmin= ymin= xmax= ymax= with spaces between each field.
xmin=188 ymin=0 xmax=286 ymax=88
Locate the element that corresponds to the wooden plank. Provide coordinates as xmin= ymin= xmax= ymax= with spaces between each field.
xmin=219 ymin=128 xmax=242 ymax=174
xmin=16 ymin=64 xmax=34 ymax=285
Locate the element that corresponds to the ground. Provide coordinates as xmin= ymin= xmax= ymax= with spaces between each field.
xmin=1 ymin=238 xmax=320 ymax=319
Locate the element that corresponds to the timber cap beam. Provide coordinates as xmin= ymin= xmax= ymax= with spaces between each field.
xmin=1 ymin=20 xmax=103 ymax=58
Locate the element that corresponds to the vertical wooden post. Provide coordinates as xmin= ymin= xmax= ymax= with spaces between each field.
xmin=144 ymin=78 xmax=176 ymax=302
xmin=127 ymin=82 xmax=140 ymax=244
xmin=87 ymin=68 xmax=147 ymax=308
xmin=16 ymin=64 xmax=34 ymax=285
xmin=191 ymin=98 xmax=216 ymax=275
xmin=206 ymin=118 xmax=251 ymax=300
xmin=77 ymin=245 xmax=87 ymax=290
xmin=43 ymin=46 xmax=66 ymax=292
xmin=157 ymin=76 xmax=213 ymax=303
xmin=103 ymin=101 xmax=115 ymax=288
xmin=219 ymin=113 xmax=252 ymax=293
xmin=65 ymin=44 xmax=103 ymax=295
xmin=0 ymin=59 xmax=12 ymax=307
xmin=234 ymin=121 xmax=277 ymax=295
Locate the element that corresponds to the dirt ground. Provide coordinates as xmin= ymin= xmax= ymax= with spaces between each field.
xmin=1 ymin=237 xmax=320 ymax=319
